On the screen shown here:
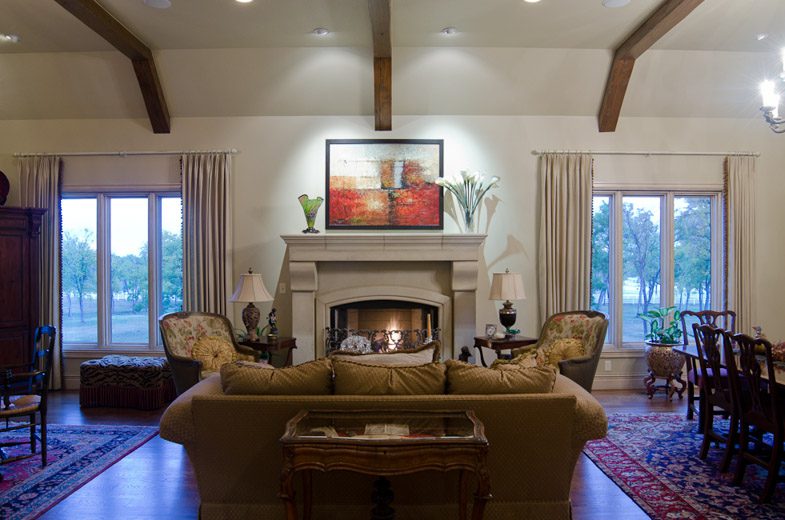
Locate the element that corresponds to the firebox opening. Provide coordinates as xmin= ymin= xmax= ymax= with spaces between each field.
xmin=326 ymin=300 xmax=439 ymax=354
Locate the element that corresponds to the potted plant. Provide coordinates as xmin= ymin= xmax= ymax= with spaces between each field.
xmin=638 ymin=306 xmax=686 ymax=398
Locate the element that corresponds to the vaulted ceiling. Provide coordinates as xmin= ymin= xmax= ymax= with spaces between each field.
xmin=1 ymin=0 xmax=783 ymax=131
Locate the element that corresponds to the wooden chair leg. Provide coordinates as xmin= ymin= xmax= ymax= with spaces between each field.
xmin=720 ymin=414 xmax=738 ymax=473
xmin=687 ymin=381 xmax=695 ymax=420
xmin=41 ymin=414 xmax=47 ymax=467
xmin=29 ymin=413 xmax=36 ymax=454
xmin=699 ymin=404 xmax=713 ymax=460
xmin=760 ymin=437 xmax=782 ymax=503
xmin=733 ymin=423 xmax=749 ymax=486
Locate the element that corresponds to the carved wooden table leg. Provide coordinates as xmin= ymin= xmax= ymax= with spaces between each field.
xmin=471 ymin=464 xmax=492 ymax=520
xmin=644 ymin=370 xmax=657 ymax=399
xmin=278 ymin=465 xmax=298 ymax=520
xmin=458 ymin=469 xmax=469 ymax=520
xmin=302 ymin=469 xmax=313 ymax=520
xmin=371 ymin=476 xmax=395 ymax=520
xmin=671 ymin=371 xmax=686 ymax=400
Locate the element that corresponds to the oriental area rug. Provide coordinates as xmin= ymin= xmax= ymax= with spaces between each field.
xmin=0 ymin=424 xmax=158 ymax=520
xmin=583 ymin=413 xmax=785 ymax=519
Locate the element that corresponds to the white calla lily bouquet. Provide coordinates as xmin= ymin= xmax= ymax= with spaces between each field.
xmin=432 ymin=170 xmax=500 ymax=232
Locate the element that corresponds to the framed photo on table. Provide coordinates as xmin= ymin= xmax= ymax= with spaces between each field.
xmin=325 ymin=139 xmax=443 ymax=230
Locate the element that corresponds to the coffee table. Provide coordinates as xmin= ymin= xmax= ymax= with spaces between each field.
xmin=278 ymin=409 xmax=491 ymax=520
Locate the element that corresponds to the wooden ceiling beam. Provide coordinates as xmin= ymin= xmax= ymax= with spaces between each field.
xmin=53 ymin=0 xmax=171 ymax=134
xmin=369 ymin=0 xmax=392 ymax=131
xmin=598 ymin=0 xmax=703 ymax=132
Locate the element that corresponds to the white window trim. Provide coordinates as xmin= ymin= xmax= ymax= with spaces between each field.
xmin=61 ymin=191 xmax=181 ymax=351
xmin=595 ymin=188 xmax=723 ymax=351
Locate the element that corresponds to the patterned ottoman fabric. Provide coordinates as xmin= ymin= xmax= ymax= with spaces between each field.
xmin=80 ymin=355 xmax=176 ymax=410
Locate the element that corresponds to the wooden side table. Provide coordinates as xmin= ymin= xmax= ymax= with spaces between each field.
xmin=473 ymin=335 xmax=538 ymax=367
xmin=279 ymin=409 xmax=491 ymax=520
xmin=239 ymin=336 xmax=296 ymax=367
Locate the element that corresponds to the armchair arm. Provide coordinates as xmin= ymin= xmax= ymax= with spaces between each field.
xmin=164 ymin=353 xmax=202 ymax=396
xmin=510 ymin=344 xmax=539 ymax=358
xmin=558 ymin=354 xmax=601 ymax=393
xmin=234 ymin=344 xmax=261 ymax=362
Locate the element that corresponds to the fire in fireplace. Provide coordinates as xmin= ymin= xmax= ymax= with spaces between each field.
xmin=325 ymin=300 xmax=439 ymax=354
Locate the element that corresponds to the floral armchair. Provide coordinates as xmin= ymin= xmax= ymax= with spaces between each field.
xmin=512 ymin=310 xmax=609 ymax=392
xmin=159 ymin=312 xmax=260 ymax=395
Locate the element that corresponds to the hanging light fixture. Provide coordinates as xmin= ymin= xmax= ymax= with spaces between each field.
xmin=759 ymin=48 xmax=785 ymax=133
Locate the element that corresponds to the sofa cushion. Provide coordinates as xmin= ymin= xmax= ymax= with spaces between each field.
xmin=221 ymin=358 xmax=331 ymax=395
xmin=333 ymin=359 xmax=446 ymax=395
xmin=330 ymin=341 xmax=441 ymax=366
xmin=445 ymin=359 xmax=556 ymax=394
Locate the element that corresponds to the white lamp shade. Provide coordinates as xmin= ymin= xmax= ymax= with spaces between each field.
xmin=489 ymin=271 xmax=526 ymax=301
xmin=230 ymin=272 xmax=274 ymax=303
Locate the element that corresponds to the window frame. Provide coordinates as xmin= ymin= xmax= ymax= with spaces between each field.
xmin=594 ymin=188 xmax=723 ymax=350
xmin=61 ymin=191 xmax=182 ymax=352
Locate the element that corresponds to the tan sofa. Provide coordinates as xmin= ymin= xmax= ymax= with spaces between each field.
xmin=160 ymin=369 xmax=607 ymax=520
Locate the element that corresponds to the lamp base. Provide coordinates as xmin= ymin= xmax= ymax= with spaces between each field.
xmin=499 ymin=300 xmax=517 ymax=336
xmin=242 ymin=303 xmax=261 ymax=342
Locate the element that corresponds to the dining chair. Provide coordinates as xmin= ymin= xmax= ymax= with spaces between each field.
xmin=681 ymin=310 xmax=736 ymax=424
xmin=693 ymin=323 xmax=738 ymax=472
xmin=0 ymin=326 xmax=57 ymax=471
xmin=725 ymin=331 xmax=785 ymax=503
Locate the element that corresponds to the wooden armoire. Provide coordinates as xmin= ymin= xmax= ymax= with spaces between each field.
xmin=0 ymin=207 xmax=46 ymax=368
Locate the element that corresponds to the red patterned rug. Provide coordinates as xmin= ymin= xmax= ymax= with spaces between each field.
xmin=0 ymin=424 xmax=158 ymax=520
xmin=583 ymin=413 xmax=785 ymax=519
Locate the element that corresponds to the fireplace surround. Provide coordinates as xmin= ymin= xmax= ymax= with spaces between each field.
xmin=281 ymin=234 xmax=486 ymax=363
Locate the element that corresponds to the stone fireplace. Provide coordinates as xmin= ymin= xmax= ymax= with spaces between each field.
xmin=281 ymin=234 xmax=486 ymax=364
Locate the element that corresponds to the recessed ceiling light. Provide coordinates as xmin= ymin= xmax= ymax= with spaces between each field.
xmin=235 ymin=0 xmax=253 ymax=3
xmin=523 ymin=0 xmax=542 ymax=3
xmin=312 ymin=27 xmax=329 ymax=36
xmin=602 ymin=0 xmax=631 ymax=7
xmin=441 ymin=27 xmax=457 ymax=36
xmin=757 ymin=33 xmax=769 ymax=41
xmin=143 ymin=0 xmax=171 ymax=8
xmin=0 ymin=33 xmax=20 ymax=43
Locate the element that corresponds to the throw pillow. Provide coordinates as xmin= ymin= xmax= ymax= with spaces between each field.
xmin=445 ymin=359 xmax=556 ymax=394
xmin=332 ymin=358 xmax=446 ymax=395
xmin=537 ymin=338 xmax=586 ymax=368
xmin=192 ymin=336 xmax=235 ymax=373
xmin=330 ymin=340 xmax=441 ymax=366
xmin=221 ymin=358 xmax=333 ymax=395
xmin=491 ymin=349 xmax=539 ymax=370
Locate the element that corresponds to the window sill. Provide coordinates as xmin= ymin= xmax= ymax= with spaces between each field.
xmin=64 ymin=348 xmax=165 ymax=359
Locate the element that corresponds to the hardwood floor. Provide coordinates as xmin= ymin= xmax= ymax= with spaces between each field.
xmin=35 ymin=388 xmax=686 ymax=519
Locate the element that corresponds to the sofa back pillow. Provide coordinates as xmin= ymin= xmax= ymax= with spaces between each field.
xmin=221 ymin=358 xmax=332 ymax=395
xmin=333 ymin=359 xmax=446 ymax=395
xmin=446 ymin=359 xmax=556 ymax=394
xmin=329 ymin=340 xmax=441 ymax=366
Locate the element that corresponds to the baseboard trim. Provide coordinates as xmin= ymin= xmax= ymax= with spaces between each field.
xmin=592 ymin=373 xmax=648 ymax=390
xmin=64 ymin=375 xmax=81 ymax=391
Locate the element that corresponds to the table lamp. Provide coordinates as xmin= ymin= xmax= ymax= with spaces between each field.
xmin=489 ymin=268 xmax=526 ymax=336
xmin=230 ymin=268 xmax=274 ymax=341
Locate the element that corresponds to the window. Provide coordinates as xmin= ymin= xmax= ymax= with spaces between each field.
xmin=591 ymin=191 xmax=722 ymax=348
xmin=61 ymin=194 xmax=183 ymax=350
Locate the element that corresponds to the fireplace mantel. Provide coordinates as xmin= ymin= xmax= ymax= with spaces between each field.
xmin=281 ymin=234 xmax=486 ymax=363
xmin=281 ymin=234 xmax=487 ymax=262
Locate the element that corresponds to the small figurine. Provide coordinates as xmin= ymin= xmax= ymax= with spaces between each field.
xmin=267 ymin=308 xmax=279 ymax=340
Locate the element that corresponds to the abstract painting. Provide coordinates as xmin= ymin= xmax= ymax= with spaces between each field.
xmin=326 ymin=139 xmax=443 ymax=229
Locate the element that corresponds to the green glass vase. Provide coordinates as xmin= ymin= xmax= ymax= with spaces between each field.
xmin=298 ymin=194 xmax=323 ymax=234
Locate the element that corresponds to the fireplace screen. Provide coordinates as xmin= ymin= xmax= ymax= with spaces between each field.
xmin=325 ymin=300 xmax=439 ymax=354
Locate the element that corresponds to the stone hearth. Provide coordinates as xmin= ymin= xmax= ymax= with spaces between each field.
xmin=281 ymin=234 xmax=486 ymax=364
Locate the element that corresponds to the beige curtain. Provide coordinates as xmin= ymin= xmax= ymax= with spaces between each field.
xmin=538 ymin=153 xmax=593 ymax=323
xmin=19 ymin=156 xmax=63 ymax=390
xmin=182 ymin=153 xmax=233 ymax=314
xmin=724 ymin=155 xmax=756 ymax=335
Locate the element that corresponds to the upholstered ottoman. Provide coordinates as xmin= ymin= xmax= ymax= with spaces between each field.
xmin=80 ymin=355 xmax=176 ymax=410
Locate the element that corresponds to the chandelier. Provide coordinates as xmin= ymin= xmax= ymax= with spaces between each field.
xmin=760 ymin=49 xmax=785 ymax=133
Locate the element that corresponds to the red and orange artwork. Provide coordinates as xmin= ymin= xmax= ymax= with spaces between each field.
xmin=326 ymin=140 xmax=443 ymax=229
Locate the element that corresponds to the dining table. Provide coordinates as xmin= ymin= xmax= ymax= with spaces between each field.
xmin=676 ymin=344 xmax=785 ymax=389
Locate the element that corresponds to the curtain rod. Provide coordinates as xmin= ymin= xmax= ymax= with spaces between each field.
xmin=530 ymin=150 xmax=759 ymax=157
xmin=12 ymin=148 xmax=240 ymax=158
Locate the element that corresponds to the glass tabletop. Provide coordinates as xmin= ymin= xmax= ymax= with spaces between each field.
xmin=283 ymin=410 xmax=483 ymax=442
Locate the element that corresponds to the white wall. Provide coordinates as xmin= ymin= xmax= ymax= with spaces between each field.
xmin=0 ymin=114 xmax=783 ymax=389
